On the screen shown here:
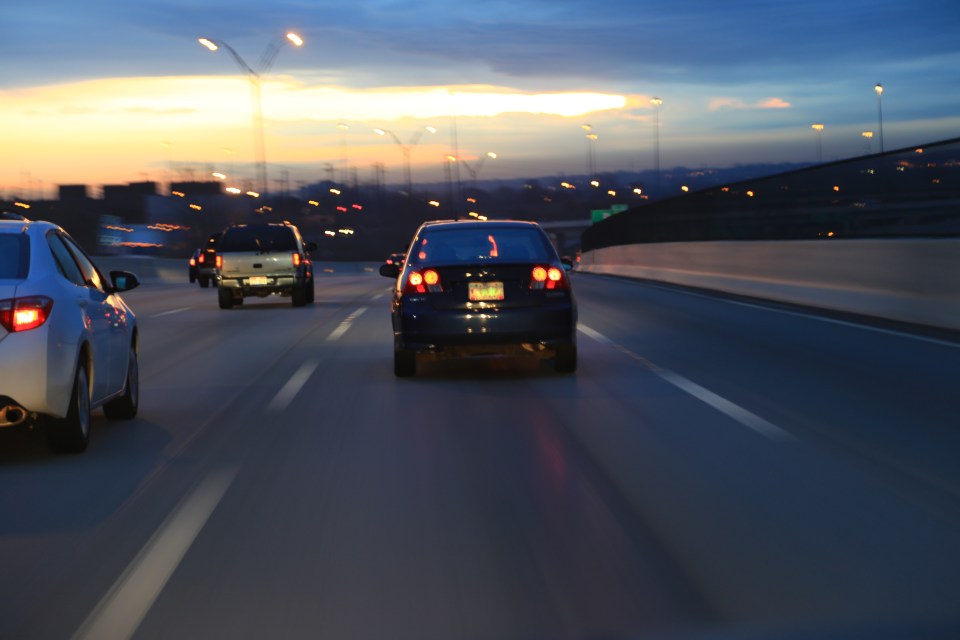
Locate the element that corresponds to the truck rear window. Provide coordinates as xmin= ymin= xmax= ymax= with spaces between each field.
xmin=0 ymin=235 xmax=29 ymax=279
xmin=219 ymin=225 xmax=297 ymax=253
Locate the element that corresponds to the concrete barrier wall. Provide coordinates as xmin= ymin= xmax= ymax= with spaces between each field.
xmin=579 ymin=239 xmax=960 ymax=331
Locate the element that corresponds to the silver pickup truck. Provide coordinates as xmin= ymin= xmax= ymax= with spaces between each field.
xmin=216 ymin=222 xmax=316 ymax=309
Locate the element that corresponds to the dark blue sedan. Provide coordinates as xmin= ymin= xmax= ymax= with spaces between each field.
xmin=379 ymin=219 xmax=577 ymax=376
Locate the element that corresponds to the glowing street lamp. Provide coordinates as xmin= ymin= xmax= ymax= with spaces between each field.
xmin=197 ymin=32 xmax=304 ymax=200
xmin=861 ymin=130 xmax=874 ymax=154
xmin=374 ymin=125 xmax=437 ymax=194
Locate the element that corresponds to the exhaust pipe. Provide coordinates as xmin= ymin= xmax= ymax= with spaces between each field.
xmin=0 ymin=404 xmax=30 ymax=427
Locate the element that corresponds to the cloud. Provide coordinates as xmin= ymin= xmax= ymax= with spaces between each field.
xmin=708 ymin=97 xmax=792 ymax=111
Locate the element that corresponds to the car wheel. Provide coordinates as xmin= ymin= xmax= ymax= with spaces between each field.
xmin=103 ymin=345 xmax=139 ymax=419
xmin=394 ymin=347 xmax=416 ymax=377
xmin=218 ymin=287 xmax=235 ymax=309
xmin=305 ymin=277 xmax=315 ymax=304
xmin=554 ymin=344 xmax=577 ymax=373
xmin=189 ymin=272 xmax=196 ymax=283
xmin=46 ymin=364 xmax=91 ymax=453
xmin=292 ymin=283 xmax=307 ymax=307
xmin=199 ymin=277 xmax=210 ymax=288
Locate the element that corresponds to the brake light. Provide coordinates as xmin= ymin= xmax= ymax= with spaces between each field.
xmin=530 ymin=265 xmax=567 ymax=290
xmin=0 ymin=296 xmax=54 ymax=332
xmin=189 ymin=257 xmax=197 ymax=267
xmin=215 ymin=255 xmax=222 ymax=269
xmin=197 ymin=253 xmax=205 ymax=265
xmin=403 ymin=269 xmax=442 ymax=294
xmin=292 ymin=252 xmax=302 ymax=268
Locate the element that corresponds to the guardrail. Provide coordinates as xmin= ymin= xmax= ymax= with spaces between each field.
xmin=578 ymin=138 xmax=960 ymax=332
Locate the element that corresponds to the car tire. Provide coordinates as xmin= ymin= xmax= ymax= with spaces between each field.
xmin=218 ymin=287 xmax=235 ymax=309
xmin=103 ymin=345 xmax=139 ymax=420
xmin=46 ymin=364 xmax=91 ymax=453
xmin=189 ymin=272 xmax=196 ymax=283
xmin=199 ymin=277 xmax=210 ymax=288
xmin=292 ymin=283 xmax=307 ymax=307
xmin=305 ymin=277 xmax=315 ymax=304
xmin=394 ymin=347 xmax=416 ymax=377
xmin=554 ymin=344 xmax=577 ymax=373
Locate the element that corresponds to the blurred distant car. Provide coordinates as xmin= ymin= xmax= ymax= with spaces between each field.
xmin=192 ymin=232 xmax=221 ymax=288
xmin=0 ymin=219 xmax=140 ymax=452
xmin=384 ymin=251 xmax=406 ymax=267
xmin=216 ymin=222 xmax=316 ymax=308
xmin=379 ymin=219 xmax=577 ymax=376
xmin=188 ymin=248 xmax=202 ymax=283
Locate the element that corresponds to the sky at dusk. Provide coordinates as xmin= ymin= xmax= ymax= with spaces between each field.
xmin=2 ymin=0 xmax=959 ymax=196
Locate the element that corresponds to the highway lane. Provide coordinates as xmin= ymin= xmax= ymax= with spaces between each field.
xmin=1 ymin=268 xmax=959 ymax=639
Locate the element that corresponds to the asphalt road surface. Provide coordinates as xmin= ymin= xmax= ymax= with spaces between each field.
xmin=2 ymin=266 xmax=960 ymax=640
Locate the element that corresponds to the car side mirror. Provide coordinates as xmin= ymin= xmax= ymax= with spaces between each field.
xmin=561 ymin=256 xmax=574 ymax=270
xmin=379 ymin=263 xmax=400 ymax=278
xmin=110 ymin=270 xmax=140 ymax=292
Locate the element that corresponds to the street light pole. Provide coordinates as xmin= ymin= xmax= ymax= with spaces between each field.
xmin=811 ymin=123 xmax=825 ymax=163
xmin=650 ymin=97 xmax=663 ymax=196
xmin=581 ymin=124 xmax=597 ymax=182
xmin=374 ymin=126 xmax=436 ymax=194
xmin=461 ymin=152 xmax=497 ymax=186
xmin=198 ymin=33 xmax=303 ymax=202
xmin=874 ymin=83 xmax=885 ymax=153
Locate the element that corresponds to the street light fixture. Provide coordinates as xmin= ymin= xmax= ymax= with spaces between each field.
xmin=374 ymin=125 xmax=437 ymax=194
xmin=197 ymin=32 xmax=304 ymax=200
xmin=874 ymin=83 xmax=884 ymax=153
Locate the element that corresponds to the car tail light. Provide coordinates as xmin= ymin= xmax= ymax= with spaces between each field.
xmin=292 ymin=252 xmax=302 ymax=268
xmin=190 ymin=257 xmax=197 ymax=267
xmin=197 ymin=253 xmax=205 ymax=265
xmin=215 ymin=255 xmax=222 ymax=269
xmin=0 ymin=296 xmax=54 ymax=333
xmin=530 ymin=265 xmax=567 ymax=290
xmin=403 ymin=269 xmax=442 ymax=294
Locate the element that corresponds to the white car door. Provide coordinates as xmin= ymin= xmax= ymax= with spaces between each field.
xmin=46 ymin=233 xmax=121 ymax=404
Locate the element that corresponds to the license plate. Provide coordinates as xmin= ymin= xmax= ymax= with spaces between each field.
xmin=468 ymin=281 xmax=504 ymax=301
xmin=247 ymin=276 xmax=269 ymax=286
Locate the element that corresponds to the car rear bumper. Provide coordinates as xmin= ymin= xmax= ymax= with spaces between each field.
xmin=0 ymin=327 xmax=74 ymax=421
xmin=220 ymin=275 xmax=299 ymax=296
xmin=394 ymin=299 xmax=576 ymax=351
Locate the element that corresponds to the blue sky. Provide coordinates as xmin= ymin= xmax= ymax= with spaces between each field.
xmin=3 ymin=0 xmax=959 ymax=193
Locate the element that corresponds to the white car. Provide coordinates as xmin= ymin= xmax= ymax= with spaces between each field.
xmin=0 ymin=219 xmax=140 ymax=452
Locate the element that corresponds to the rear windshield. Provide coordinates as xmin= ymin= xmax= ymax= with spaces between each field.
xmin=410 ymin=227 xmax=555 ymax=266
xmin=219 ymin=225 xmax=297 ymax=253
xmin=0 ymin=235 xmax=29 ymax=279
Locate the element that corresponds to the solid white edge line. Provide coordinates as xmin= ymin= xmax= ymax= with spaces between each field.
xmin=578 ymin=323 xmax=795 ymax=443
xmin=266 ymin=360 xmax=319 ymax=413
xmin=72 ymin=467 xmax=237 ymax=640
xmin=326 ymin=306 xmax=368 ymax=342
